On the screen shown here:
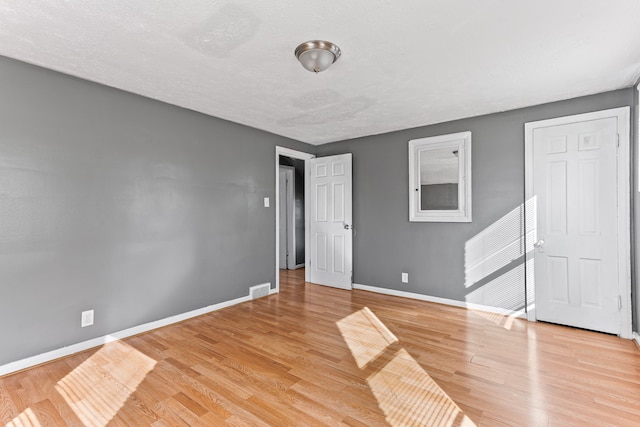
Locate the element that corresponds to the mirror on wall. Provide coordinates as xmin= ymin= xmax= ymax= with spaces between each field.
xmin=409 ymin=131 xmax=472 ymax=222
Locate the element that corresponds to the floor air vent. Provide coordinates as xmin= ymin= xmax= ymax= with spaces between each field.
xmin=250 ymin=283 xmax=270 ymax=300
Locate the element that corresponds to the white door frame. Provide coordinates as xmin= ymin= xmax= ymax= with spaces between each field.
xmin=279 ymin=165 xmax=295 ymax=269
xmin=275 ymin=146 xmax=315 ymax=293
xmin=524 ymin=107 xmax=631 ymax=339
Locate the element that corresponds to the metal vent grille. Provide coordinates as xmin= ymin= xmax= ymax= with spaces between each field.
xmin=250 ymin=283 xmax=270 ymax=300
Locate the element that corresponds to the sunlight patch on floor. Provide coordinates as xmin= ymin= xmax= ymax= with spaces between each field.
xmin=338 ymin=307 xmax=476 ymax=427
xmin=6 ymin=408 xmax=40 ymax=427
xmin=54 ymin=339 xmax=156 ymax=427
xmin=336 ymin=306 xmax=398 ymax=368
xmin=369 ymin=348 xmax=475 ymax=427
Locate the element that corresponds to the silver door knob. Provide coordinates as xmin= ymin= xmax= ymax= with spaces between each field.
xmin=344 ymin=224 xmax=352 ymax=230
xmin=533 ymin=239 xmax=545 ymax=248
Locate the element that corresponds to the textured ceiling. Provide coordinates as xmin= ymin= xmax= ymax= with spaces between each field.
xmin=1 ymin=1 xmax=639 ymax=145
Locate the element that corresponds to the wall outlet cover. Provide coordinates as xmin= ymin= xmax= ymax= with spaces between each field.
xmin=81 ymin=309 xmax=94 ymax=327
xmin=401 ymin=272 xmax=409 ymax=283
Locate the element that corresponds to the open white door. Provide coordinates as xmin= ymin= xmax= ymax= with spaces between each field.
xmin=307 ymin=153 xmax=353 ymax=290
xmin=525 ymin=107 xmax=631 ymax=337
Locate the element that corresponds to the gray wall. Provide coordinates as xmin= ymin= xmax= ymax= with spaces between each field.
xmin=317 ymin=90 xmax=636 ymax=319
xmin=0 ymin=56 xmax=312 ymax=365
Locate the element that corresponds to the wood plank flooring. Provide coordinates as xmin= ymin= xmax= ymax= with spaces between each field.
xmin=1 ymin=268 xmax=639 ymax=426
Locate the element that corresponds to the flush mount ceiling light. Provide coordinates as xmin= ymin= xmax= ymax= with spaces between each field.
xmin=294 ymin=40 xmax=341 ymax=73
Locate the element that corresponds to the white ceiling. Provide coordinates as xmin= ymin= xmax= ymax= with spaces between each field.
xmin=1 ymin=1 xmax=639 ymax=145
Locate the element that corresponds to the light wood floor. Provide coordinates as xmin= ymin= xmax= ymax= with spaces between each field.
xmin=1 ymin=269 xmax=639 ymax=426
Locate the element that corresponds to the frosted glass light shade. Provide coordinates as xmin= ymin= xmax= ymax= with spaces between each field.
xmin=295 ymin=40 xmax=341 ymax=73
xmin=298 ymin=49 xmax=335 ymax=72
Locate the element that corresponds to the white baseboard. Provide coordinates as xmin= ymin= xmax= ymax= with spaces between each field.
xmin=353 ymin=283 xmax=526 ymax=318
xmin=293 ymin=263 xmax=305 ymax=270
xmin=633 ymin=332 xmax=640 ymax=350
xmin=0 ymin=286 xmax=265 ymax=377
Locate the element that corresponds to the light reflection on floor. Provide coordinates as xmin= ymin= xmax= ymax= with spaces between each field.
xmin=469 ymin=309 xmax=523 ymax=330
xmin=338 ymin=307 xmax=476 ymax=427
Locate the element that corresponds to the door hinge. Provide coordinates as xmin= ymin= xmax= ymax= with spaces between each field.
xmin=617 ymin=133 xmax=620 ymax=148
xmin=617 ymin=295 xmax=622 ymax=311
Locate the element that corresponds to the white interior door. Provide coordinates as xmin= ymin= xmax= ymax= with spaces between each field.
xmin=531 ymin=116 xmax=621 ymax=334
xmin=307 ymin=153 xmax=353 ymax=290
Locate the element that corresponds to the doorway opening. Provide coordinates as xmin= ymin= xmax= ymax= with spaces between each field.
xmin=278 ymin=159 xmax=304 ymax=271
xmin=275 ymin=147 xmax=314 ymax=292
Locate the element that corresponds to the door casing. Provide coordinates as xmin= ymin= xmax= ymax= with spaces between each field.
xmin=279 ymin=166 xmax=295 ymax=269
xmin=275 ymin=146 xmax=315 ymax=292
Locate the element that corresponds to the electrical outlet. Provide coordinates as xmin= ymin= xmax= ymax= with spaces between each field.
xmin=264 ymin=197 xmax=270 ymax=207
xmin=401 ymin=272 xmax=409 ymax=283
xmin=81 ymin=309 xmax=94 ymax=327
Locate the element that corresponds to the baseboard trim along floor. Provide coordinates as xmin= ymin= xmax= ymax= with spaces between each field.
xmin=0 ymin=283 xmax=270 ymax=377
xmin=353 ymin=283 xmax=526 ymax=319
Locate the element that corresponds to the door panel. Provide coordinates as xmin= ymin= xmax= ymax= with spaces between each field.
xmin=578 ymin=159 xmax=599 ymax=235
xmin=532 ymin=117 xmax=619 ymax=334
xmin=546 ymin=161 xmax=567 ymax=235
xmin=316 ymin=234 xmax=327 ymax=271
xmin=579 ymin=259 xmax=601 ymax=308
xmin=307 ymin=154 xmax=353 ymax=290
xmin=547 ymin=256 xmax=568 ymax=304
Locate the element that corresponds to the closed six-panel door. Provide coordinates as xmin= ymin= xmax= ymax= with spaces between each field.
xmin=532 ymin=117 xmax=620 ymax=333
